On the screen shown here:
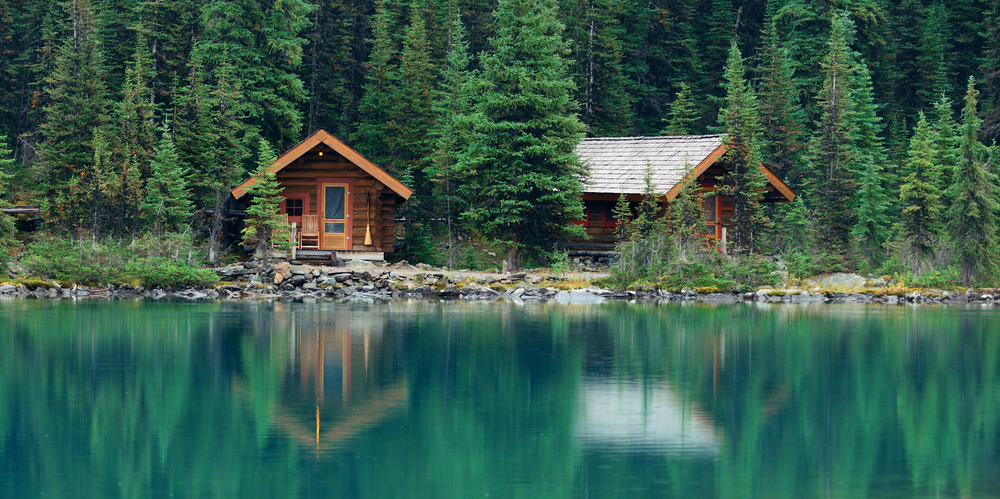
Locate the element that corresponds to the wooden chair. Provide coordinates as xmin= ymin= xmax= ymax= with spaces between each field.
xmin=299 ymin=214 xmax=320 ymax=249
xmin=270 ymin=214 xmax=295 ymax=249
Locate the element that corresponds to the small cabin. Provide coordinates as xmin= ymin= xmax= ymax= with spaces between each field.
xmin=231 ymin=130 xmax=412 ymax=260
xmin=569 ymin=135 xmax=796 ymax=253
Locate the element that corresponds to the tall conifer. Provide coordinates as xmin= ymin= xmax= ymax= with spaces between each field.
xmin=142 ymin=120 xmax=193 ymax=234
xmin=850 ymin=63 xmax=894 ymax=263
xmin=352 ymin=0 xmax=398 ymax=169
xmin=944 ymin=78 xmax=1000 ymax=284
xmin=899 ymin=112 xmax=943 ymax=274
xmin=717 ymin=41 xmax=768 ymax=254
xmin=805 ymin=13 xmax=857 ymax=250
xmin=0 ymin=134 xmax=16 ymax=262
xmin=241 ymin=138 xmax=289 ymax=268
xmin=458 ymin=0 xmax=586 ymax=270
xmin=38 ymin=0 xmax=111 ymax=229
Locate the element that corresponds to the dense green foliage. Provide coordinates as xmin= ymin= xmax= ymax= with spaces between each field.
xmin=18 ymin=234 xmax=219 ymax=287
xmin=0 ymin=0 xmax=998 ymax=279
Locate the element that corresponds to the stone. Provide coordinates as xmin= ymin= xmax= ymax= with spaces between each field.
xmin=553 ymin=290 xmax=605 ymax=305
xmin=333 ymin=273 xmax=351 ymax=283
xmin=302 ymin=282 xmax=318 ymax=290
xmin=273 ymin=273 xmax=284 ymax=285
xmin=811 ymin=272 xmax=867 ymax=289
xmin=0 ymin=284 xmax=14 ymax=295
xmin=290 ymin=275 xmax=308 ymax=287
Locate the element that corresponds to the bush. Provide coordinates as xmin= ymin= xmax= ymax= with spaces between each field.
xmin=19 ymin=234 xmax=218 ymax=288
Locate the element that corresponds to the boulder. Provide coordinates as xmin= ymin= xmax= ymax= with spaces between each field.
xmin=553 ymin=290 xmax=605 ymax=305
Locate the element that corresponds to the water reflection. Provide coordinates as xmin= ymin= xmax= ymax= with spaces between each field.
xmin=2 ymin=300 xmax=1000 ymax=498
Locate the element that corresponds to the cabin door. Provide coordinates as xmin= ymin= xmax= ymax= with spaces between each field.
xmin=319 ymin=181 xmax=352 ymax=250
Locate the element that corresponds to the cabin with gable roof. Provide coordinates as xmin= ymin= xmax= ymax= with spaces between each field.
xmin=231 ymin=129 xmax=412 ymax=261
xmin=570 ymin=135 xmax=796 ymax=253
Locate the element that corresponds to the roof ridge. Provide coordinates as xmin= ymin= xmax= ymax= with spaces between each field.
xmin=580 ymin=134 xmax=721 ymax=141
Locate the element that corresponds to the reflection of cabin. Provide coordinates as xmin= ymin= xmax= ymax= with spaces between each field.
xmin=231 ymin=130 xmax=412 ymax=260
xmin=570 ymin=135 xmax=796 ymax=253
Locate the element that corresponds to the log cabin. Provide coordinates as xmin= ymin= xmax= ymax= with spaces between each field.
xmin=570 ymin=135 xmax=796 ymax=253
xmin=231 ymin=130 xmax=412 ymax=261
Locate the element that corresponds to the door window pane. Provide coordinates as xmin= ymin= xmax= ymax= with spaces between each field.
xmin=325 ymin=186 xmax=345 ymax=219
xmin=702 ymin=195 xmax=716 ymax=222
xmin=325 ymin=222 xmax=345 ymax=234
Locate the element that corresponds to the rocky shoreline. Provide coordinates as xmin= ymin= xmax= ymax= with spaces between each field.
xmin=2 ymin=262 xmax=998 ymax=305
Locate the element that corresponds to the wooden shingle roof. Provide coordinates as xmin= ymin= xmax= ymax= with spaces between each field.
xmin=577 ymin=135 xmax=724 ymax=196
xmin=576 ymin=135 xmax=795 ymax=202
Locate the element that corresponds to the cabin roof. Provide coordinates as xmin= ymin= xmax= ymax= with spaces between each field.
xmin=231 ymin=129 xmax=413 ymax=201
xmin=577 ymin=135 xmax=795 ymax=202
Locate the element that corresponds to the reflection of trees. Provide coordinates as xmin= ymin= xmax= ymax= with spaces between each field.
xmin=0 ymin=300 xmax=303 ymax=497
xmin=591 ymin=303 xmax=1000 ymax=498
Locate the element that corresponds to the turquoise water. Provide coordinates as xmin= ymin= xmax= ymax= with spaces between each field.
xmin=2 ymin=299 xmax=999 ymax=498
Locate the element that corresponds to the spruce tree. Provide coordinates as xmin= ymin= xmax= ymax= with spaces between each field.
xmin=351 ymin=0 xmax=399 ymax=169
xmin=944 ymin=78 xmax=1000 ymax=284
xmin=899 ymin=112 xmax=944 ymax=275
xmin=716 ymin=41 xmax=768 ymax=254
xmin=142 ymin=121 xmax=194 ymax=235
xmin=241 ymin=138 xmax=290 ymax=268
xmin=849 ymin=63 xmax=894 ymax=263
xmin=0 ymin=134 xmax=16 ymax=263
xmin=661 ymin=82 xmax=697 ymax=135
xmin=756 ymin=7 xmax=806 ymax=185
xmin=804 ymin=13 xmax=857 ymax=251
xmin=389 ymin=0 xmax=437 ymax=185
xmin=667 ymin=160 xmax=704 ymax=263
xmin=458 ymin=0 xmax=586 ymax=270
xmin=932 ymin=93 xmax=959 ymax=196
xmin=428 ymin=10 xmax=475 ymax=267
xmin=37 ymin=0 xmax=111 ymax=230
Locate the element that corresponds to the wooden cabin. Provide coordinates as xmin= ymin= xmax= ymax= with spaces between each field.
xmin=231 ymin=130 xmax=412 ymax=260
xmin=569 ymin=135 xmax=796 ymax=253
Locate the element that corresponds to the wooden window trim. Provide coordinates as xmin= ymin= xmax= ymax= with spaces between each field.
xmin=280 ymin=193 xmax=310 ymax=225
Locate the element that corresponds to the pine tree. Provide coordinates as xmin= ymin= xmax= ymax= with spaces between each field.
xmin=899 ymin=112 xmax=944 ymax=275
xmin=241 ymin=138 xmax=290 ymax=268
xmin=428 ymin=9 xmax=475 ymax=267
xmin=458 ymin=0 xmax=586 ymax=270
xmin=142 ymin=120 xmax=194 ymax=234
xmin=667 ymin=160 xmax=704 ymax=263
xmin=0 ymin=134 xmax=16 ymax=263
xmin=932 ymin=93 xmax=959 ymax=195
xmin=37 ymin=0 xmax=111 ymax=230
xmin=661 ymin=82 xmax=697 ymax=135
xmin=716 ymin=41 xmax=768 ymax=254
xmin=351 ymin=0 xmax=399 ymax=169
xmin=944 ymin=78 xmax=1000 ymax=284
xmin=389 ymin=0 xmax=437 ymax=185
xmin=756 ymin=5 xmax=805 ymax=185
xmin=804 ymin=13 xmax=857 ymax=250
xmin=560 ymin=0 xmax=633 ymax=135
xmin=849 ymin=62 xmax=894 ymax=263
xmin=102 ymin=35 xmax=158 ymax=236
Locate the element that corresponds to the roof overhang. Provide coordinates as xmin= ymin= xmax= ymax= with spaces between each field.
xmin=658 ymin=143 xmax=795 ymax=202
xmin=231 ymin=130 xmax=413 ymax=201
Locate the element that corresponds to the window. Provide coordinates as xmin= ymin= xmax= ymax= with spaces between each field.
xmin=701 ymin=194 xmax=716 ymax=222
xmin=285 ymin=198 xmax=303 ymax=217
xmin=280 ymin=194 xmax=309 ymax=224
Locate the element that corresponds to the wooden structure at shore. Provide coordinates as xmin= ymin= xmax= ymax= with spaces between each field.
xmin=231 ymin=130 xmax=412 ymax=260
xmin=569 ymin=135 xmax=796 ymax=253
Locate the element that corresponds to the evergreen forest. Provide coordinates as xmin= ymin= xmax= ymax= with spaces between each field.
xmin=2 ymin=0 xmax=1000 ymax=285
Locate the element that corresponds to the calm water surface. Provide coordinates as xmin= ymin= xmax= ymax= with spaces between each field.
xmin=2 ymin=299 xmax=1000 ymax=498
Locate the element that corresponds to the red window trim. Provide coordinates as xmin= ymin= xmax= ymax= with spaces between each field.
xmin=280 ymin=193 xmax=310 ymax=225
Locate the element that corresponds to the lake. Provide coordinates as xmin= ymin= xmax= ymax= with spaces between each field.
xmin=2 ymin=299 xmax=999 ymax=498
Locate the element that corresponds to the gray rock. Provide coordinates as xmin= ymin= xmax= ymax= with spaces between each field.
xmin=0 ymin=284 xmax=14 ymax=295
xmin=332 ymin=272 xmax=351 ymax=283
xmin=700 ymin=293 xmax=737 ymax=304
xmin=302 ymin=282 xmax=318 ymax=290
xmin=289 ymin=265 xmax=311 ymax=275
xmin=886 ymin=295 xmax=899 ymax=305
xmin=553 ymin=290 xmax=606 ymax=305
xmin=811 ymin=272 xmax=868 ymax=289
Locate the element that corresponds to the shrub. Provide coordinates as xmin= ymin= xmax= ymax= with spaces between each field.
xmin=20 ymin=234 xmax=219 ymax=288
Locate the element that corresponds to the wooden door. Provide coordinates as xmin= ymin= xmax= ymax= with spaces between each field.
xmin=319 ymin=182 xmax=352 ymax=250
